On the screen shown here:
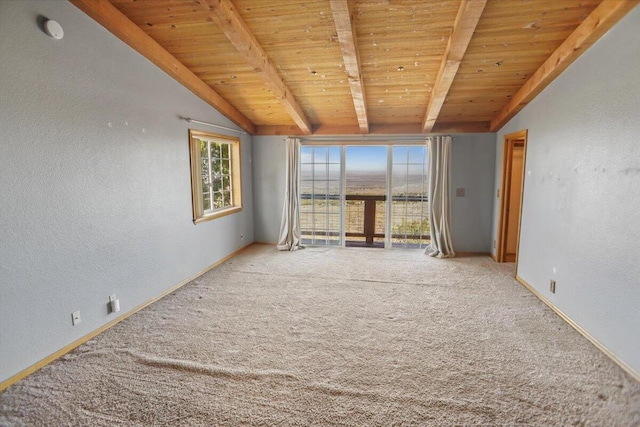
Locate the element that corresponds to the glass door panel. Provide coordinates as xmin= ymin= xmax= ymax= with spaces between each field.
xmin=391 ymin=145 xmax=430 ymax=248
xmin=300 ymin=146 xmax=342 ymax=245
xmin=345 ymin=146 xmax=387 ymax=248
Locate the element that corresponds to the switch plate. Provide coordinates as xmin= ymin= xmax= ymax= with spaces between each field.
xmin=72 ymin=310 xmax=81 ymax=325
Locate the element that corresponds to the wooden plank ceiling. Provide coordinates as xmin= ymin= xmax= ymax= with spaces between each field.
xmin=71 ymin=0 xmax=638 ymax=135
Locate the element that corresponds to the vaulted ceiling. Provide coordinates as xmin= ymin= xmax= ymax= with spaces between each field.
xmin=71 ymin=0 xmax=638 ymax=135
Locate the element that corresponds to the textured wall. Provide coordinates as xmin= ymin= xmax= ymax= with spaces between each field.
xmin=252 ymin=136 xmax=286 ymax=243
xmin=252 ymin=134 xmax=496 ymax=252
xmin=491 ymin=7 xmax=640 ymax=373
xmin=0 ymin=1 xmax=253 ymax=383
xmin=450 ymin=134 xmax=496 ymax=253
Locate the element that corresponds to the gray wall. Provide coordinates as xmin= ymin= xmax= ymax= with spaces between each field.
xmin=450 ymin=134 xmax=496 ymax=253
xmin=491 ymin=7 xmax=640 ymax=373
xmin=253 ymin=134 xmax=496 ymax=252
xmin=0 ymin=1 xmax=253 ymax=383
xmin=252 ymin=136 xmax=286 ymax=243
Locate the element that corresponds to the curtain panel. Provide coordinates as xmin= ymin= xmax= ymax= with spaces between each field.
xmin=277 ymin=137 xmax=303 ymax=251
xmin=426 ymin=136 xmax=455 ymax=258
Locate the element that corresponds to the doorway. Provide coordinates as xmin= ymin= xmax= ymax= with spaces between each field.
xmin=497 ymin=130 xmax=527 ymax=263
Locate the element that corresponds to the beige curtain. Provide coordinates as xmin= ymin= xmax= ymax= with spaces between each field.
xmin=426 ymin=136 xmax=455 ymax=258
xmin=277 ymin=137 xmax=303 ymax=251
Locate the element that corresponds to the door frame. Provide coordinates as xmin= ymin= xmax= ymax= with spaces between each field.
xmin=497 ymin=130 xmax=528 ymax=264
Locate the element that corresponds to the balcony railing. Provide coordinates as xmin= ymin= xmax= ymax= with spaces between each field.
xmin=300 ymin=193 xmax=430 ymax=248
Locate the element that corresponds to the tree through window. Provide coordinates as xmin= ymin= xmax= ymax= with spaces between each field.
xmin=189 ymin=130 xmax=242 ymax=223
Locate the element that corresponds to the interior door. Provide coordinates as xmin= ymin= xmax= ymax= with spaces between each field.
xmin=498 ymin=130 xmax=528 ymax=263
xmin=504 ymin=142 xmax=524 ymax=261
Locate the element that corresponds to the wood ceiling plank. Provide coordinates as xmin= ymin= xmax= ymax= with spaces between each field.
xmin=490 ymin=0 xmax=640 ymax=131
xmin=232 ymin=0 xmax=359 ymax=128
xmin=236 ymin=2 xmax=346 ymax=127
xmin=355 ymin=0 xmax=457 ymax=127
xmin=422 ymin=0 xmax=488 ymax=133
xmin=440 ymin=0 xmax=600 ymax=128
xmin=101 ymin=0 xmax=631 ymax=134
xmin=200 ymin=0 xmax=312 ymax=134
xmin=330 ymin=0 xmax=369 ymax=133
xmin=71 ymin=0 xmax=255 ymax=133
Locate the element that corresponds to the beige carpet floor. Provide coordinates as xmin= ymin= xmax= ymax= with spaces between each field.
xmin=1 ymin=244 xmax=639 ymax=426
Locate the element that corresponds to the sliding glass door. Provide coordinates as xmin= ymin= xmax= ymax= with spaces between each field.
xmin=299 ymin=143 xmax=429 ymax=249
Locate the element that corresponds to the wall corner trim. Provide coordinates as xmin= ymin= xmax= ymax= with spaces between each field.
xmin=0 ymin=243 xmax=255 ymax=392
xmin=515 ymin=275 xmax=640 ymax=384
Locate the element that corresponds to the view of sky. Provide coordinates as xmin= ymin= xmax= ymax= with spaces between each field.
xmin=301 ymin=146 xmax=427 ymax=168
xmin=346 ymin=146 xmax=387 ymax=172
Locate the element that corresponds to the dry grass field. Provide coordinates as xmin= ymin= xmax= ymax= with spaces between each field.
xmin=300 ymin=172 xmax=429 ymax=248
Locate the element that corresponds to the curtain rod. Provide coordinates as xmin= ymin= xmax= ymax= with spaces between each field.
xmin=182 ymin=117 xmax=246 ymax=134
xmin=295 ymin=134 xmax=446 ymax=144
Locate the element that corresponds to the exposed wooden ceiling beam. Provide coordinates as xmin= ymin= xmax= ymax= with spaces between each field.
xmin=422 ymin=0 xmax=487 ymax=133
xmin=201 ymin=0 xmax=312 ymax=135
xmin=255 ymin=121 xmax=490 ymax=136
xmin=330 ymin=0 xmax=369 ymax=134
xmin=69 ymin=0 xmax=255 ymax=134
xmin=490 ymin=0 xmax=640 ymax=132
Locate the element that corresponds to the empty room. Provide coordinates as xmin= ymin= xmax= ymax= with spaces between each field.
xmin=1 ymin=0 xmax=639 ymax=425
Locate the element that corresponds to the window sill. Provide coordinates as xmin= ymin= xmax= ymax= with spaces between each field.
xmin=193 ymin=206 xmax=243 ymax=224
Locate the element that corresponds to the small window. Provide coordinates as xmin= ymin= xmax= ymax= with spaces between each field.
xmin=189 ymin=130 xmax=242 ymax=223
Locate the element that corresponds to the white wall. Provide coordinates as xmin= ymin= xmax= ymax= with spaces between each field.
xmin=253 ymin=134 xmax=496 ymax=252
xmin=0 ymin=1 xmax=253 ymax=383
xmin=491 ymin=7 xmax=640 ymax=374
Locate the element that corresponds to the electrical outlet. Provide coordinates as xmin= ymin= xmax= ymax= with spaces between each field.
xmin=109 ymin=294 xmax=120 ymax=313
xmin=240 ymin=234 xmax=244 ymax=240
xmin=72 ymin=310 xmax=81 ymax=325
xmin=456 ymin=187 xmax=465 ymax=197
xmin=550 ymin=280 xmax=556 ymax=294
